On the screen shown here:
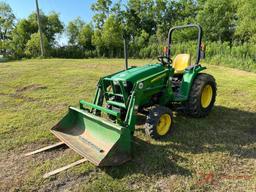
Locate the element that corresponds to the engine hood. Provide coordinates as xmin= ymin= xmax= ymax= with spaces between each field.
xmin=108 ymin=63 xmax=165 ymax=83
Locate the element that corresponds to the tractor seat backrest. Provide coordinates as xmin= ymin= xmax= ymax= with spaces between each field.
xmin=173 ymin=54 xmax=191 ymax=74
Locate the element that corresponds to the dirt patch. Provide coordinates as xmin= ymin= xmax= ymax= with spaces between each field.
xmin=17 ymin=84 xmax=47 ymax=92
xmin=231 ymin=89 xmax=248 ymax=97
xmin=0 ymin=92 xmax=38 ymax=102
xmin=155 ymin=175 xmax=179 ymax=192
xmin=0 ymin=142 xmax=69 ymax=192
xmin=0 ymin=151 xmax=30 ymax=191
xmin=0 ymin=142 xmax=96 ymax=192
xmin=37 ymin=170 xmax=96 ymax=192
xmin=0 ymin=83 xmax=47 ymax=102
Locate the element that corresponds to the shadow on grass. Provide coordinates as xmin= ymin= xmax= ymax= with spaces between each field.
xmin=170 ymin=106 xmax=256 ymax=158
xmin=104 ymin=137 xmax=191 ymax=179
xmin=104 ymin=105 xmax=256 ymax=179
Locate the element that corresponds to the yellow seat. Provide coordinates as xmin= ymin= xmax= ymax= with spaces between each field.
xmin=173 ymin=54 xmax=191 ymax=74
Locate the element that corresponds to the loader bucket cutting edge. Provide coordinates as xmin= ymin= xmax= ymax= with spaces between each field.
xmin=51 ymin=107 xmax=132 ymax=166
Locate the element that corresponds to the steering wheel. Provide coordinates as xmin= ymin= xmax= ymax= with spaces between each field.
xmin=158 ymin=56 xmax=172 ymax=65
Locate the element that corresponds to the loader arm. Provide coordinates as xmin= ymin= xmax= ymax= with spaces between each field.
xmin=124 ymin=67 xmax=174 ymax=133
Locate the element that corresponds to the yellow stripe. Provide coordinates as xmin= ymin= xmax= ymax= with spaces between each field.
xmin=151 ymin=73 xmax=166 ymax=83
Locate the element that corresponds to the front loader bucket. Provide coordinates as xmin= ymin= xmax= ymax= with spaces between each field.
xmin=51 ymin=107 xmax=131 ymax=166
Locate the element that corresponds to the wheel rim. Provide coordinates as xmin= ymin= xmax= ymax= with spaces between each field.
xmin=201 ymin=84 xmax=213 ymax=108
xmin=156 ymin=114 xmax=171 ymax=136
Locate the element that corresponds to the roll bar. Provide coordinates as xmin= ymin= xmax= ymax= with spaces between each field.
xmin=167 ymin=24 xmax=203 ymax=65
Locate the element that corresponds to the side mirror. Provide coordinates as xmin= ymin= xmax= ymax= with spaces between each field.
xmin=200 ymin=43 xmax=206 ymax=59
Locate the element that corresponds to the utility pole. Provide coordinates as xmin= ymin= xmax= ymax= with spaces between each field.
xmin=35 ymin=0 xmax=45 ymax=57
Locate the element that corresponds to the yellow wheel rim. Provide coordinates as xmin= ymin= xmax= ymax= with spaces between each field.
xmin=201 ymin=84 xmax=213 ymax=108
xmin=156 ymin=114 xmax=171 ymax=136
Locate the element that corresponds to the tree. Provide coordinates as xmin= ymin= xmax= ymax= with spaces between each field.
xmin=136 ymin=30 xmax=150 ymax=48
xmin=27 ymin=11 xmax=64 ymax=46
xmin=91 ymin=0 xmax=112 ymax=29
xmin=0 ymin=2 xmax=15 ymax=56
xmin=154 ymin=0 xmax=195 ymax=41
xmin=127 ymin=0 xmax=155 ymax=35
xmin=92 ymin=29 xmax=104 ymax=56
xmin=93 ymin=15 xmax=123 ymax=57
xmin=25 ymin=32 xmax=49 ymax=57
xmin=197 ymin=0 xmax=235 ymax=42
xmin=176 ymin=0 xmax=198 ymax=22
xmin=66 ymin=18 xmax=94 ymax=57
xmin=44 ymin=12 xmax=64 ymax=46
xmin=10 ymin=11 xmax=63 ymax=57
xmin=78 ymin=24 xmax=94 ymax=50
xmin=10 ymin=19 xmax=32 ymax=58
xmin=235 ymin=0 xmax=256 ymax=43
xmin=66 ymin=17 xmax=85 ymax=45
xmin=102 ymin=15 xmax=122 ymax=47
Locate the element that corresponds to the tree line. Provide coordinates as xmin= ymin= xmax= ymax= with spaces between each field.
xmin=0 ymin=0 xmax=256 ymax=71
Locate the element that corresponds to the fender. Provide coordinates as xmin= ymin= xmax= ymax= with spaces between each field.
xmin=176 ymin=65 xmax=206 ymax=101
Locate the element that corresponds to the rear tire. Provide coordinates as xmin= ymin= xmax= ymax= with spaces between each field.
xmin=144 ymin=106 xmax=174 ymax=139
xmin=184 ymin=73 xmax=216 ymax=117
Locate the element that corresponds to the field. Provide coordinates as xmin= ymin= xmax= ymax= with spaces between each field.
xmin=0 ymin=59 xmax=256 ymax=192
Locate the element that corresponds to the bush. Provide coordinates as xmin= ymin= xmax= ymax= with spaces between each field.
xmin=205 ymin=42 xmax=256 ymax=72
xmin=133 ymin=40 xmax=256 ymax=72
xmin=25 ymin=33 xmax=49 ymax=58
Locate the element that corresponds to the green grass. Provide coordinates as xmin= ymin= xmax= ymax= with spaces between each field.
xmin=0 ymin=59 xmax=256 ymax=192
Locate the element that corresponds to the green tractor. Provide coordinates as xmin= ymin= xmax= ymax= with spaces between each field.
xmin=51 ymin=24 xmax=216 ymax=166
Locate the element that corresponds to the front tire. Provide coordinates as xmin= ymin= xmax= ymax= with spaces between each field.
xmin=184 ymin=73 xmax=217 ymax=117
xmin=144 ymin=106 xmax=174 ymax=139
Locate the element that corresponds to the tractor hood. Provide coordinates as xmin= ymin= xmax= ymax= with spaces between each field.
xmin=109 ymin=63 xmax=165 ymax=83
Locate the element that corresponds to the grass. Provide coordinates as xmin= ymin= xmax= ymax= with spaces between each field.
xmin=0 ymin=58 xmax=256 ymax=192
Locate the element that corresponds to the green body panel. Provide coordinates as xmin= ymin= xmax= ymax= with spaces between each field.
xmin=132 ymin=68 xmax=172 ymax=106
xmin=51 ymin=62 xmax=206 ymax=166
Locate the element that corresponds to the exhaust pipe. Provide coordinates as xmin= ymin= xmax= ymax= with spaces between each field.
xmin=124 ymin=38 xmax=128 ymax=70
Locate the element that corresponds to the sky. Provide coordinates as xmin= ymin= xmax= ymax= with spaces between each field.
xmin=3 ymin=0 xmax=95 ymax=23
xmin=2 ymin=0 xmax=103 ymax=45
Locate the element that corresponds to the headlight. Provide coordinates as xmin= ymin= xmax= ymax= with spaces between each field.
xmin=138 ymin=82 xmax=144 ymax=89
xmin=123 ymin=81 xmax=127 ymax=87
xmin=113 ymin=80 xmax=119 ymax=85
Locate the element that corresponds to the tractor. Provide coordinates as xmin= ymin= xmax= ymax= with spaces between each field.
xmin=50 ymin=24 xmax=217 ymax=166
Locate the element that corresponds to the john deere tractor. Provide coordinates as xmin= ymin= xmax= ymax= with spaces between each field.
xmin=51 ymin=24 xmax=216 ymax=166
